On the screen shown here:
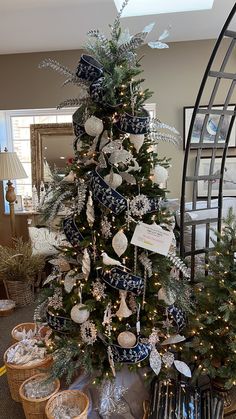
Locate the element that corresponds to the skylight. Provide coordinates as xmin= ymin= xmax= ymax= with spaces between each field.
xmin=113 ymin=0 xmax=215 ymax=17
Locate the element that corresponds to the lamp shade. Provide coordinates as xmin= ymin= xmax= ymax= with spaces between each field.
xmin=0 ymin=151 xmax=27 ymax=180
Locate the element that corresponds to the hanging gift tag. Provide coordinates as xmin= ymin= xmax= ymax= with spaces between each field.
xmin=131 ymin=222 xmax=173 ymax=256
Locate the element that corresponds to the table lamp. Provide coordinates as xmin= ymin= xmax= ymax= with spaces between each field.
xmin=0 ymin=148 xmax=27 ymax=237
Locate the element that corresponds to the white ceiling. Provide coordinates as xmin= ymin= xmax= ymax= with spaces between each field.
xmin=0 ymin=0 xmax=235 ymax=55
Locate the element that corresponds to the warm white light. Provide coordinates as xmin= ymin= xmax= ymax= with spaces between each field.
xmin=60 ymin=156 xmax=65 ymax=159
xmin=113 ymin=0 xmax=215 ymax=17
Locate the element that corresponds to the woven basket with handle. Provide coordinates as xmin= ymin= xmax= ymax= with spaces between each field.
xmin=4 ymin=343 xmax=52 ymax=402
xmin=4 ymin=280 xmax=34 ymax=307
xmin=19 ymin=373 xmax=60 ymax=419
xmin=11 ymin=323 xmax=36 ymax=344
xmin=45 ymin=390 xmax=89 ymax=419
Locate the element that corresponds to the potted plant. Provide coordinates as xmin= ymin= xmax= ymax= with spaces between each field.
xmin=0 ymin=238 xmax=45 ymax=306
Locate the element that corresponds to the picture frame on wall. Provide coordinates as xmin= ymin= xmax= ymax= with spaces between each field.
xmin=183 ymin=105 xmax=236 ymax=150
xmin=197 ymin=156 xmax=236 ymax=198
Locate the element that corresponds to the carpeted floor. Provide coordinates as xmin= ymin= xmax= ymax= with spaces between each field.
xmin=0 ymin=303 xmax=35 ymax=419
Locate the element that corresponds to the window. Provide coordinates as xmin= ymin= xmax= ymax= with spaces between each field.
xmin=0 ymin=104 xmax=156 ymax=212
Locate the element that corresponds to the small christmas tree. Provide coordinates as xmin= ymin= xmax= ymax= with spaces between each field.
xmin=187 ymin=208 xmax=236 ymax=389
xmin=37 ymin=0 xmax=192 ymax=390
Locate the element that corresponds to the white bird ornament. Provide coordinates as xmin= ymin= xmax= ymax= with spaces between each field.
xmin=101 ymin=252 xmax=127 ymax=268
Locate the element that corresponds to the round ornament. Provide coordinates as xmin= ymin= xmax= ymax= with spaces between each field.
xmin=152 ymin=165 xmax=168 ymax=187
xmin=112 ymin=230 xmax=128 ymax=257
xmin=117 ymin=331 xmax=136 ymax=348
xmin=104 ymin=171 xmax=122 ymax=190
xmin=158 ymin=287 xmax=176 ymax=305
xmin=129 ymin=134 xmax=145 ymax=153
xmin=84 ymin=116 xmax=103 ymax=136
xmin=70 ymin=303 xmax=90 ymax=324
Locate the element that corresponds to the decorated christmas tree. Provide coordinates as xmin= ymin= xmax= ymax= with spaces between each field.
xmin=187 ymin=209 xmax=236 ymax=390
xmin=36 ymin=0 xmax=193 ymax=406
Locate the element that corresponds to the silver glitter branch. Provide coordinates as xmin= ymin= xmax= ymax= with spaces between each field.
xmin=47 ymin=190 xmax=73 ymax=223
xmin=167 ymin=252 xmax=190 ymax=279
xmin=57 ymin=98 xmax=82 ymax=109
xmin=151 ymin=132 xmax=181 ymax=146
xmin=39 ymin=58 xmax=75 ymax=79
xmin=150 ymin=118 xmax=182 ymax=147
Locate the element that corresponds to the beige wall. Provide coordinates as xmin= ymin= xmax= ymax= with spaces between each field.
xmin=0 ymin=39 xmax=235 ymax=244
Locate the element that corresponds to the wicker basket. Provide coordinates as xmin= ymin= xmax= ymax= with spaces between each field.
xmin=45 ymin=390 xmax=89 ymax=419
xmin=19 ymin=374 xmax=60 ymax=419
xmin=11 ymin=323 xmax=37 ymax=344
xmin=0 ymin=299 xmax=15 ymax=316
xmin=4 ymin=280 xmax=34 ymax=307
xmin=4 ymin=343 xmax=52 ymax=402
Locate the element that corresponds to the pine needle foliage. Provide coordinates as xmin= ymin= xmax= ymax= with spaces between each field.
xmin=186 ymin=208 xmax=236 ymax=389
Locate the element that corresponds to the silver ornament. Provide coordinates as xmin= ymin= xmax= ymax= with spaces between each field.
xmin=162 ymin=351 xmax=174 ymax=367
xmin=84 ymin=116 xmax=103 ymax=136
xmin=116 ymin=290 xmax=132 ymax=318
xmin=70 ymin=303 xmax=90 ymax=324
xmin=129 ymin=134 xmax=145 ymax=153
xmin=77 ymin=181 xmax=87 ymax=215
xmin=104 ymin=170 xmax=122 ymax=190
xmin=117 ymin=331 xmax=136 ymax=348
xmin=102 ymin=139 xmax=123 ymax=153
xmin=64 ymin=270 xmax=76 ymax=293
xmin=112 ymin=230 xmax=128 ymax=257
xmin=161 ymin=334 xmax=186 ymax=346
xmin=148 ymin=328 xmax=160 ymax=346
xmin=91 ymin=278 xmax=106 ymax=301
xmin=86 ymin=191 xmax=95 ymax=227
xmin=109 ymin=149 xmax=133 ymax=165
xmin=101 ymin=216 xmax=112 ymax=239
xmin=152 ymin=164 xmax=168 ymax=187
xmin=139 ymin=252 xmax=152 ymax=278
xmin=82 ymin=248 xmax=91 ymax=280
xmin=149 ymin=348 xmax=162 ymax=375
xmin=174 ymin=360 xmax=192 ymax=378
xmin=158 ymin=287 xmax=176 ymax=305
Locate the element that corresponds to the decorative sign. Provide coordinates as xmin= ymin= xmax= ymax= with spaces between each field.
xmin=131 ymin=222 xmax=173 ymax=256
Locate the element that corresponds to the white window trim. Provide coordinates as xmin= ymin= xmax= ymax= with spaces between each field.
xmin=0 ymin=104 xmax=156 ymax=213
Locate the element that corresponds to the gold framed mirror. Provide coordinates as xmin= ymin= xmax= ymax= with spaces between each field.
xmin=30 ymin=123 xmax=74 ymax=190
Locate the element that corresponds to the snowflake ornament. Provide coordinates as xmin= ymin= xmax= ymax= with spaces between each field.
xmin=48 ymin=288 xmax=63 ymax=310
xmin=148 ymin=328 xmax=160 ymax=346
xmin=80 ymin=320 xmax=97 ymax=345
xmin=91 ymin=278 xmax=107 ymax=301
xmin=101 ymin=216 xmax=112 ymax=239
xmin=130 ymin=194 xmax=151 ymax=217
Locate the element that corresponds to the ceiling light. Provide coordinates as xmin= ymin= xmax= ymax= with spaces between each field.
xmin=113 ymin=0 xmax=215 ymax=17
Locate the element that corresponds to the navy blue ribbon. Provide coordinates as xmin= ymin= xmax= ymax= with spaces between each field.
xmin=102 ymin=267 xmax=144 ymax=295
xmin=63 ymin=215 xmax=84 ymax=247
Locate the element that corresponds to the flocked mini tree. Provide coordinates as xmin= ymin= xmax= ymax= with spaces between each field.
xmin=36 ymin=1 xmax=193 ymax=387
xmin=186 ymin=209 xmax=236 ymax=390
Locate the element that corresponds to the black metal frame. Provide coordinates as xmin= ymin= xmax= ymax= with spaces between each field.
xmin=180 ymin=4 xmax=236 ymax=280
